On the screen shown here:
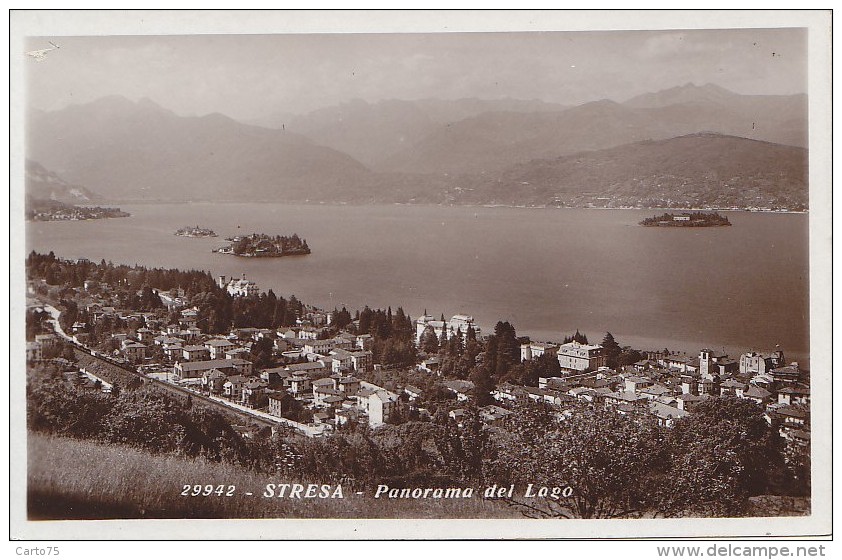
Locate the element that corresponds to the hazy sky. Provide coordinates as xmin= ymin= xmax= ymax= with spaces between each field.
xmin=25 ymin=28 xmax=807 ymax=121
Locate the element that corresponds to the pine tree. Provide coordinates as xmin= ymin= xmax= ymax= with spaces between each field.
xmin=470 ymin=366 xmax=496 ymax=407
xmin=466 ymin=324 xmax=477 ymax=343
xmin=602 ymin=332 xmax=622 ymax=369
xmin=419 ymin=326 xmax=440 ymax=354
xmin=448 ymin=327 xmax=464 ymax=357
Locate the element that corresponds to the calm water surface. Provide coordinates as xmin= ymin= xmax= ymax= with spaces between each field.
xmin=26 ymin=204 xmax=810 ymax=363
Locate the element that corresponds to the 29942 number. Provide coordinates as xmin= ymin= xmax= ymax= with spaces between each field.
xmin=181 ymin=484 xmax=236 ymax=497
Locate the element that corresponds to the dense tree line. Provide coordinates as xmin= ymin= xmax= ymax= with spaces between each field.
xmin=26 ymin=252 xmax=307 ymax=335
xmin=26 ymin=309 xmax=51 ymax=340
xmin=213 ymin=389 xmax=819 ymax=516
xmin=27 ymin=363 xmax=275 ymax=471
xmin=487 ymin=398 xmax=808 ymax=518
xmin=563 ymin=330 xmax=589 ymax=344
xmin=418 ymin=321 xmax=481 ymax=380
xmin=353 ymin=306 xmax=418 ymax=368
xmin=27 ymin=251 xmax=218 ymax=296
xmin=279 ymin=409 xmax=488 ymax=490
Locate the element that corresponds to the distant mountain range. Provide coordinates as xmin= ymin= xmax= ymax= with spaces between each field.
xmin=376 ymin=85 xmax=806 ymax=175
xmin=247 ymin=97 xmax=570 ymax=167
xmin=25 ymin=84 xmax=809 ymax=209
xmin=27 ymin=96 xmax=371 ymax=202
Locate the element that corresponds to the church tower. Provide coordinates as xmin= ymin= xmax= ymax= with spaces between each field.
xmin=699 ymin=348 xmax=712 ymax=379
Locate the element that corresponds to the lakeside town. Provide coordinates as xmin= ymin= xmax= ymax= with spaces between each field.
xmin=25 ymin=252 xmax=810 ymax=455
xmin=25 ymin=197 xmax=130 ymax=222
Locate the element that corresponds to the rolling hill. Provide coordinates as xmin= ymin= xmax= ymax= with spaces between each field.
xmin=25 ymin=159 xmax=99 ymax=203
xmin=450 ymin=133 xmax=808 ymax=209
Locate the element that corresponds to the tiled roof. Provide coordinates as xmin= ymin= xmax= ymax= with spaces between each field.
xmin=371 ymin=389 xmax=398 ymax=403
xmin=677 ymin=393 xmax=707 ymax=402
xmin=744 ymin=385 xmax=772 ymax=399
xmin=776 ymin=406 xmax=808 ymax=419
xmin=649 ymin=401 xmax=688 ymax=420
xmin=443 ymin=380 xmax=475 ymax=393
xmin=778 ymin=386 xmax=810 ymax=395
xmin=721 ymin=379 xmax=747 ymax=388
xmin=607 ymin=391 xmax=645 ymax=402
xmin=177 ymin=359 xmax=247 ymax=372
xmin=206 ymin=339 xmax=234 ymax=347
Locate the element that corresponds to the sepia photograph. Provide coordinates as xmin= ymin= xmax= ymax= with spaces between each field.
xmin=9 ymin=9 xmax=832 ymax=541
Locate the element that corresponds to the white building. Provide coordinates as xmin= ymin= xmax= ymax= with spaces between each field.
xmin=739 ymin=350 xmax=786 ymax=376
xmin=267 ymin=391 xmax=285 ymax=418
xmin=521 ymin=342 xmax=559 ymax=362
xmin=218 ymin=275 xmax=259 ymax=298
xmin=368 ymin=390 xmax=397 ymax=426
xmin=557 ymin=341 xmax=606 ymax=373
xmin=205 ymin=338 xmax=235 ymax=360
xmin=415 ymin=314 xmax=480 ymax=345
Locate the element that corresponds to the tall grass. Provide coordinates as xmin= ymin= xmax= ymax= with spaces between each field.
xmin=28 ymin=433 xmax=518 ymax=520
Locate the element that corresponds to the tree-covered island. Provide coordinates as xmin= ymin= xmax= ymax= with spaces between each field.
xmin=640 ymin=211 xmax=732 ymax=227
xmin=175 ymin=226 xmax=218 ymax=238
xmin=214 ymin=233 xmax=311 ymax=257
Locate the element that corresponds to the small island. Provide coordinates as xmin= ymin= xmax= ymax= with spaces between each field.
xmin=214 ymin=233 xmax=311 ymax=257
xmin=175 ymin=225 xmax=218 ymax=238
xmin=26 ymin=197 xmax=130 ymax=222
xmin=640 ymin=211 xmax=731 ymax=227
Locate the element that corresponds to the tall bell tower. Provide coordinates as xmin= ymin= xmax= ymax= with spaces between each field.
xmin=699 ymin=348 xmax=712 ymax=378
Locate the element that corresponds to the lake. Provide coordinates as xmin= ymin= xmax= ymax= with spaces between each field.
xmin=26 ymin=204 xmax=810 ymax=364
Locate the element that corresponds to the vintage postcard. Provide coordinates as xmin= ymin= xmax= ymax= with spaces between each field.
xmin=9 ymin=10 xmax=832 ymax=541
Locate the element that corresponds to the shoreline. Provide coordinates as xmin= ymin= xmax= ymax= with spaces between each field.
xmin=90 ymin=200 xmax=809 ymax=215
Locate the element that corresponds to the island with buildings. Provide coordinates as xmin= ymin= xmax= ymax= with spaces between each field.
xmin=175 ymin=225 xmax=218 ymax=238
xmin=640 ymin=211 xmax=732 ymax=227
xmin=214 ymin=233 xmax=311 ymax=257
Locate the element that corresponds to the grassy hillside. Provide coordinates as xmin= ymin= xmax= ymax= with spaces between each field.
xmin=27 ymin=433 xmax=518 ymax=520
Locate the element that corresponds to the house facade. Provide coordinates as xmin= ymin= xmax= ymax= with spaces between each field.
xmin=368 ymin=390 xmax=397 ymax=426
xmin=122 ymin=341 xmax=147 ymax=363
xmin=205 ymin=338 xmax=235 ymax=360
xmin=739 ymin=350 xmax=785 ymax=375
xmin=557 ymin=341 xmax=606 ymax=373
xmin=520 ymin=342 xmax=560 ymax=362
